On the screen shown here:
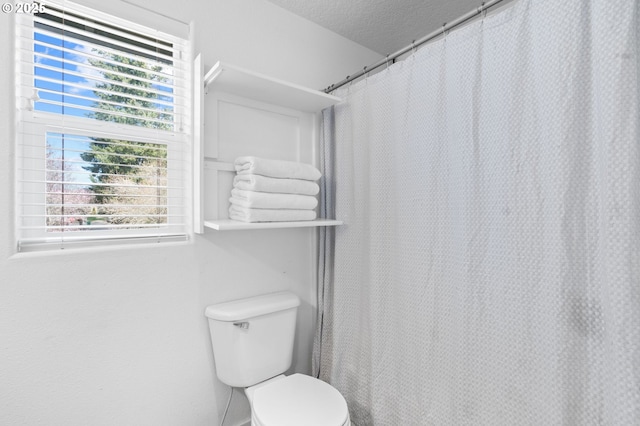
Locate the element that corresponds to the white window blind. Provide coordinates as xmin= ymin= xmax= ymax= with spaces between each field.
xmin=15 ymin=1 xmax=191 ymax=252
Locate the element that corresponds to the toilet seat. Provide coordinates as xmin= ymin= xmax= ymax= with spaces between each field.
xmin=251 ymin=374 xmax=349 ymax=426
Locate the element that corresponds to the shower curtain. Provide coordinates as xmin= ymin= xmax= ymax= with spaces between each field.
xmin=314 ymin=0 xmax=639 ymax=424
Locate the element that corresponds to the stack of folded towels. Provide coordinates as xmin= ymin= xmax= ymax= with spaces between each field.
xmin=229 ymin=156 xmax=321 ymax=223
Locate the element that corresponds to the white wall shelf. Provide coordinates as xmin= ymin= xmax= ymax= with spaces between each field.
xmin=195 ymin=57 xmax=343 ymax=233
xmin=204 ymin=61 xmax=341 ymax=113
xmin=204 ymin=219 xmax=343 ymax=231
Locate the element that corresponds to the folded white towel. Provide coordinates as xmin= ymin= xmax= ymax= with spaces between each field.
xmin=230 ymin=188 xmax=318 ymax=210
xmin=233 ymin=174 xmax=320 ymax=196
xmin=234 ymin=156 xmax=321 ymax=181
xmin=229 ymin=205 xmax=317 ymax=223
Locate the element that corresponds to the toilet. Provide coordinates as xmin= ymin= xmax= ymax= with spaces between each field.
xmin=205 ymin=291 xmax=350 ymax=426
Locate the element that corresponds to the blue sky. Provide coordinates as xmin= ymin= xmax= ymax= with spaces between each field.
xmin=34 ymin=33 xmax=93 ymax=116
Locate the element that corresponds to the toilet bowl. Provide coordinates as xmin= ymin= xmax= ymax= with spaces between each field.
xmin=245 ymin=374 xmax=350 ymax=426
xmin=205 ymin=291 xmax=350 ymax=426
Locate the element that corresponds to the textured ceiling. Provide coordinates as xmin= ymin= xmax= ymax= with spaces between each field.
xmin=266 ymin=0 xmax=484 ymax=55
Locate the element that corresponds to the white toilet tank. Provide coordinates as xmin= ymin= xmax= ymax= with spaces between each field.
xmin=205 ymin=291 xmax=300 ymax=387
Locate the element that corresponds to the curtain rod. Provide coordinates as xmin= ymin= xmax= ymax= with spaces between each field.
xmin=323 ymin=0 xmax=507 ymax=93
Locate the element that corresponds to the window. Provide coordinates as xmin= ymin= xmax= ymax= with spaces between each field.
xmin=15 ymin=1 xmax=191 ymax=251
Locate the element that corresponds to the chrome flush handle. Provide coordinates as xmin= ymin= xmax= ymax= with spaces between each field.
xmin=233 ymin=322 xmax=250 ymax=329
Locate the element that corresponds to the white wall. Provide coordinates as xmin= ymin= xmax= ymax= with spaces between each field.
xmin=0 ymin=1 xmax=380 ymax=425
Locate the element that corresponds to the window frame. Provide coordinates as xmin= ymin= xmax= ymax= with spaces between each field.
xmin=15 ymin=0 xmax=192 ymax=252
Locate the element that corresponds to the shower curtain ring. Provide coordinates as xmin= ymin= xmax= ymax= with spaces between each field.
xmin=386 ymin=54 xmax=391 ymax=69
xmin=412 ymin=40 xmax=417 ymax=55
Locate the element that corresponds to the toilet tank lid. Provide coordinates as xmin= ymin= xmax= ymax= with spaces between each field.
xmin=205 ymin=291 xmax=300 ymax=321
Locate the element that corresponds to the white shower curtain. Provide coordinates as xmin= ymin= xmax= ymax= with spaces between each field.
xmin=315 ymin=0 xmax=639 ymax=424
